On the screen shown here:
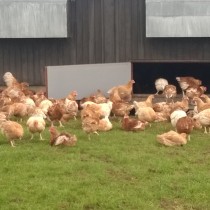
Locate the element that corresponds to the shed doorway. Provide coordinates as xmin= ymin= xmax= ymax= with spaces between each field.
xmin=132 ymin=60 xmax=210 ymax=95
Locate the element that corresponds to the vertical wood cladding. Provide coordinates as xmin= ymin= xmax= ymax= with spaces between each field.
xmin=0 ymin=0 xmax=210 ymax=85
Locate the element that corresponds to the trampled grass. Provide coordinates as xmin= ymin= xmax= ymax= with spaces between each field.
xmin=0 ymin=117 xmax=210 ymax=210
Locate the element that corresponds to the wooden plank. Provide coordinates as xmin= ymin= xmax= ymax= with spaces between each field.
xmin=103 ymin=0 xmax=116 ymax=62
xmin=82 ymin=0 xmax=89 ymax=63
xmin=124 ymin=0 xmax=132 ymax=61
xmin=88 ymin=0 xmax=95 ymax=63
xmin=131 ymin=0 xmax=139 ymax=59
xmin=94 ymin=0 xmax=103 ymax=63
xmin=76 ymin=0 xmax=84 ymax=63
xmin=117 ymin=0 xmax=126 ymax=61
xmin=68 ymin=0 xmax=77 ymax=64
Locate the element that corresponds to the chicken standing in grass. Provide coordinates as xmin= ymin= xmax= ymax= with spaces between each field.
xmin=26 ymin=114 xmax=46 ymax=140
xmin=49 ymin=126 xmax=77 ymax=146
xmin=0 ymin=113 xmax=24 ymax=147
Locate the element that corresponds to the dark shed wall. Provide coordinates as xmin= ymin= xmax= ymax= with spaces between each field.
xmin=0 ymin=0 xmax=210 ymax=85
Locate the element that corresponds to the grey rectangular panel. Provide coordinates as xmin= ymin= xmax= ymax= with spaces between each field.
xmin=146 ymin=0 xmax=210 ymax=37
xmin=0 ymin=0 xmax=67 ymax=38
xmin=46 ymin=62 xmax=131 ymax=99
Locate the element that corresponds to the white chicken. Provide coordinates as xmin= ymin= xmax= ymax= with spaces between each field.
xmin=26 ymin=114 xmax=46 ymax=140
xmin=193 ymin=108 xmax=210 ymax=133
xmin=155 ymin=78 xmax=168 ymax=95
xmin=170 ymin=109 xmax=187 ymax=128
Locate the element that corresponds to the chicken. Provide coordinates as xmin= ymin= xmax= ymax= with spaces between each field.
xmin=26 ymin=114 xmax=46 ymax=140
xmin=163 ymin=84 xmax=177 ymax=103
xmin=193 ymin=109 xmax=210 ymax=133
xmin=200 ymin=94 xmax=210 ymax=103
xmin=98 ymin=116 xmax=113 ymax=131
xmin=49 ymin=126 xmax=77 ymax=146
xmin=66 ymin=90 xmax=78 ymax=101
xmin=133 ymin=95 xmax=154 ymax=110
xmin=0 ymin=117 xmax=24 ymax=147
xmin=3 ymin=102 xmax=30 ymax=121
xmin=170 ymin=96 xmax=189 ymax=112
xmin=38 ymin=99 xmax=53 ymax=115
xmin=47 ymin=102 xmax=65 ymax=127
xmin=81 ymin=101 xmax=113 ymax=118
xmin=185 ymin=86 xmax=207 ymax=101
xmin=91 ymin=89 xmax=107 ymax=104
xmin=80 ymin=104 xmax=102 ymax=120
xmin=170 ymin=109 xmax=187 ymax=128
xmin=111 ymin=102 xmax=134 ymax=117
xmin=156 ymin=130 xmax=187 ymax=146
xmin=193 ymin=97 xmax=210 ymax=113
xmin=3 ymin=72 xmax=19 ymax=87
xmin=108 ymin=80 xmax=135 ymax=102
xmin=121 ymin=114 xmax=148 ymax=131
xmin=154 ymin=78 xmax=168 ymax=95
xmin=176 ymin=76 xmax=202 ymax=97
xmin=135 ymin=107 xmax=157 ymax=124
xmin=175 ymin=116 xmax=195 ymax=141
xmin=82 ymin=116 xmax=100 ymax=140
xmin=61 ymin=98 xmax=79 ymax=122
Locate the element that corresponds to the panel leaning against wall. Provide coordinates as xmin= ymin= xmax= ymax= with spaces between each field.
xmin=146 ymin=0 xmax=210 ymax=37
xmin=0 ymin=0 xmax=68 ymax=38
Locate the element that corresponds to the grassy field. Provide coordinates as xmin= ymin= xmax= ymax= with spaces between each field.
xmin=0 ymin=117 xmax=210 ymax=210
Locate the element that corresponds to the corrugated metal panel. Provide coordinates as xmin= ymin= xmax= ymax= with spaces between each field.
xmin=0 ymin=0 xmax=67 ymax=38
xmin=146 ymin=0 xmax=210 ymax=37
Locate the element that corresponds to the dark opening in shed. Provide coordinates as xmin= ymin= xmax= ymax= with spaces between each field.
xmin=132 ymin=60 xmax=210 ymax=94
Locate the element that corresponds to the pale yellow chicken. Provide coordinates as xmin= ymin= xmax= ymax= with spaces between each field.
xmin=0 ymin=114 xmax=24 ymax=147
xmin=156 ymin=130 xmax=188 ymax=146
xmin=193 ymin=109 xmax=210 ymax=133
xmin=108 ymin=80 xmax=135 ymax=102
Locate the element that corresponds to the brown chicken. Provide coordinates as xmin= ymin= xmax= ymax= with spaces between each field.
xmin=82 ymin=116 xmax=100 ymax=140
xmin=49 ymin=126 xmax=77 ymax=146
xmin=163 ymin=84 xmax=177 ymax=103
xmin=47 ymin=102 xmax=65 ymax=127
xmin=170 ymin=96 xmax=189 ymax=112
xmin=175 ymin=116 xmax=195 ymax=141
xmin=185 ymin=86 xmax=207 ymax=101
xmin=108 ymin=80 xmax=135 ymax=102
xmin=121 ymin=115 xmax=148 ymax=131
xmin=156 ymin=130 xmax=187 ymax=146
xmin=111 ymin=102 xmax=134 ymax=117
xmin=0 ymin=118 xmax=24 ymax=147
xmin=176 ymin=76 xmax=202 ymax=97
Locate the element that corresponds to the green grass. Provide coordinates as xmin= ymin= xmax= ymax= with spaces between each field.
xmin=0 ymin=117 xmax=210 ymax=210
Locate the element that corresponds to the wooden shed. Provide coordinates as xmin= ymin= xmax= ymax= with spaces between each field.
xmin=1 ymin=0 xmax=210 ymax=94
